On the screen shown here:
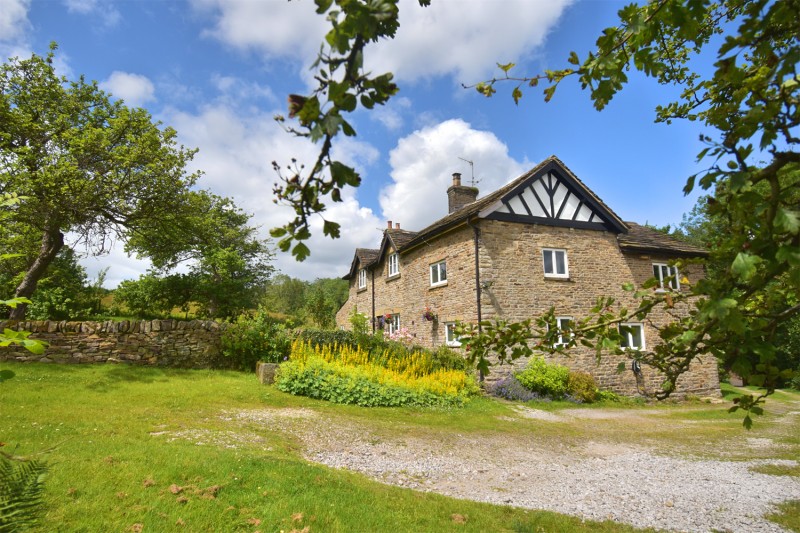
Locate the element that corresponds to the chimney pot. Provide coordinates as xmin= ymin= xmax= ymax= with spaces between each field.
xmin=387 ymin=220 xmax=392 ymax=229
xmin=395 ymin=222 xmax=400 ymax=229
xmin=452 ymin=173 xmax=462 ymax=187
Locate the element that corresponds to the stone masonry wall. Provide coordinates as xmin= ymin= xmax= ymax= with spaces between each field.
xmin=337 ymin=219 xmax=720 ymax=398
xmin=0 ymin=319 xmax=227 ymax=368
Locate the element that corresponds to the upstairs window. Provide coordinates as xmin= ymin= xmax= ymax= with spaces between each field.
xmin=542 ymin=248 xmax=569 ymax=278
xmin=388 ymin=253 xmax=399 ymax=277
xmin=445 ymin=322 xmax=462 ymax=347
xmin=619 ymin=323 xmax=645 ymax=350
xmin=653 ymin=263 xmax=680 ymax=291
xmin=553 ymin=316 xmax=573 ymax=346
xmin=357 ymin=268 xmax=367 ymax=290
xmin=430 ymin=260 xmax=447 ymax=287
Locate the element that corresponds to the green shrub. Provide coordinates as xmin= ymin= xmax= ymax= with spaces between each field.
xmin=220 ymin=309 xmax=292 ymax=370
xmin=790 ymin=368 xmax=800 ymax=391
xmin=515 ymin=357 xmax=570 ymax=399
xmin=595 ymin=389 xmax=621 ymax=402
xmin=430 ymin=345 xmax=472 ymax=372
xmin=567 ymin=370 xmax=598 ymax=403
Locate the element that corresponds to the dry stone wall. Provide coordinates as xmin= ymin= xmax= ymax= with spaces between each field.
xmin=0 ymin=319 xmax=228 ymax=368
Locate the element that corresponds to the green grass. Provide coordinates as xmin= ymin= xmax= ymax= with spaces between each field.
xmin=766 ymin=500 xmax=800 ymax=532
xmin=1 ymin=363 xmax=652 ymax=532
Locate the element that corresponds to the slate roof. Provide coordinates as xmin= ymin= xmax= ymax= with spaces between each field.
xmin=617 ymin=222 xmax=708 ymax=257
xmin=342 ymin=248 xmax=379 ymax=280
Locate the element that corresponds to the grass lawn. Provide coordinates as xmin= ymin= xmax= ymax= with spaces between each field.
xmin=1 ymin=362 xmax=652 ymax=532
xmin=2 ymin=363 xmax=798 ymax=532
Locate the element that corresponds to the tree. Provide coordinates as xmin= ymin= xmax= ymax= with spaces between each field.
xmin=282 ymin=0 xmax=798 ymax=423
xmin=116 ymin=192 xmax=275 ymax=320
xmin=0 ymin=45 xmax=200 ymax=319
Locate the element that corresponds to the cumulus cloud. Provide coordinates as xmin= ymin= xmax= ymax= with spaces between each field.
xmin=0 ymin=0 xmax=30 ymax=42
xmin=163 ymin=103 xmax=383 ymax=281
xmin=192 ymin=0 xmax=572 ymax=85
xmin=191 ymin=0 xmax=327 ymax=60
xmin=379 ymin=119 xmax=529 ymax=230
xmin=368 ymin=0 xmax=573 ymax=83
xmin=100 ymin=71 xmax=156 ymax=107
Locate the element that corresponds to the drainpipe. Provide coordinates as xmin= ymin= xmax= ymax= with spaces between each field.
xmin=467 ymin=218 xmax=484 ymax=381
xmin=371 ymin=268 xmax=376 ymax=333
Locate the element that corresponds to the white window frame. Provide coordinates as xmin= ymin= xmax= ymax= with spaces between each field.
xmin=553 ymin=316 xmax=573 ymax=346
xmin=445 ymin=322 xmax=462 ymax=347
xmin=357 ymin=268 xmax=367 ymax=290
xmin=542 ymin=248 xmax=569 ymax=278
xmin=653 ymin=263 xmax=680 ymax=291
xmin=387 ymin=314 xmax=400 ymax=335
xmin=619 ymin=323 xmax=645 ymax=351
xmin=430 ymin=260 xmax=447 ymax=287
xmin=388 ymin=253 xmax=399 ymax=277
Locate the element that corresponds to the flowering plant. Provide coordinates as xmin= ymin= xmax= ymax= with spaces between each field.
xmin=387 ymin=327 xmax=415 ymax=345
xmin=422 ymin=307 xmax=437 ymax=322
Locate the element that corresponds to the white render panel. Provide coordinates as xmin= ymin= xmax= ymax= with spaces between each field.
xmin=532 ymin=179 xmax=551 ymax=216
xmin=506 ymin=195 xmax=527 ymax=215
xmin=576 ymin=204 xmax=593 ymax=221
xmin=552 ymin=183 xmax=568 ymax=216
xmin=525 ymin=186 xmax=547 ymax=217
xmin=561 ymin=192 xmax=581 ymax=220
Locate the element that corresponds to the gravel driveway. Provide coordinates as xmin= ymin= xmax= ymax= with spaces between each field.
xmin=224 ymin=405 xmax=800 ymax=533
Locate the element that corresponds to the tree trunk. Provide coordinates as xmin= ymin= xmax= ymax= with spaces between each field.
xmin=9 ymin=228 xmax=64 ymax=320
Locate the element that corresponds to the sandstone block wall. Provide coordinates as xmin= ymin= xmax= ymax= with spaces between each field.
xmin=336 ymin=219 xmax=720 ymax=398
xmin=0 ymin=319 xmax=227 ymax=368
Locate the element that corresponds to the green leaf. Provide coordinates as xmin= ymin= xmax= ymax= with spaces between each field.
xmin=512 ymin=87 xmax=523 ymax=104
xmin=774 ymin=208 xmax=800 ymax=234
xmin=292 ymin=242 xmax=311 ymax=262
xmin=731 ymin=252 xmax=760 ymax=280
xmin=497 ymin=62 xmax=516 ymax=73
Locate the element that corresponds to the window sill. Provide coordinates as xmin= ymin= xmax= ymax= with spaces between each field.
xmin=357 ymin=287 xmax=367 ymax=293
xmin=387 ymin=273 xmax=401 ymax=281
xmin=544 ymin=275 xmax=572 ymax=282
xmin=430 ymin=282 xmax=448 ymax=289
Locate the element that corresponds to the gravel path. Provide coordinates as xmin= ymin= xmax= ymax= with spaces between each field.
xmin=226 ymin=407 xmax=800 ymax=533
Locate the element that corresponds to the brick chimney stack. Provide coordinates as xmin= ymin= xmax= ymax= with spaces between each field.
xmin=447 ymin=172 xmax=479 ymax=213
xmin=387 ymin=220 xmax=392 ymax=229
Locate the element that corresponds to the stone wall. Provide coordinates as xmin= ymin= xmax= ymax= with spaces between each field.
xmin=336 ymin=218 xmax=720 ymax=398
xmin=0 ymin=319 xmax=227 ymax=368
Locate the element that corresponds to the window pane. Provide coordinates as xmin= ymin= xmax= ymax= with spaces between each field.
xmin=543 ymin=250 xmax=553 ymax=273
xmin=555 ymin=251 xmax=566 ymax=274
xmin=653 ymin=264 xmax=661 ymax=280
xmin=631 ymin=325 xmax=643 ymax=348
xmin=439 ymin=262 xmax=447 ymax=281
xmin=430 ymin=265 xmax=439 ymax=284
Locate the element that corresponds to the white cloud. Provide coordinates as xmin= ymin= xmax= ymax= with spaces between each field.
xmin=0 ymin=0 xmax=30 ymax=42
xmin=379 ymin=119 xmax=529 ymax=230
xmin=100 ymin=71 xmax=156 ymax=107
xmin=368 ymin=0 xmax=573 ymax=83
xmin=192 ymin=0 xmax=572 ymax=85
xmin=163 ymin=103 xmax=383 ymax=281
xmin=63 ymin=0 xmax=121 ymax=27
xmin=191 ymin=0 xmax=327 ymax=60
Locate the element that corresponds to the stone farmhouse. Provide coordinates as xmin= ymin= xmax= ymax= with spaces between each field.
xmin=335 ymin=156 xmax=720 ymax=397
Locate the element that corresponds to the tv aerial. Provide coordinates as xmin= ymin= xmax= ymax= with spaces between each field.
xmin=457 ymin=157 xmax=481 ymax=187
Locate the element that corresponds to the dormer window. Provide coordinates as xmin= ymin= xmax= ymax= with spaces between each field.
xmin=357 ymin=268 xmax=367 ymax=290
xmin=653 ymin=263 xmax=679 ymax=291
xmin=388 ymin=253 xmax=399 ymax=277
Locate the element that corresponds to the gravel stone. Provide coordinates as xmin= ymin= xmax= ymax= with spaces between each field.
xmin=188 ymin=408 xmax=800 ymax=532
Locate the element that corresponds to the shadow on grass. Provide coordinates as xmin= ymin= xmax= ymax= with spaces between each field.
xmin=84 ymin=364 xmax=184 ymax=392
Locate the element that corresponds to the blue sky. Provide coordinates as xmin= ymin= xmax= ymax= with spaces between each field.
xmin=1 ymin=0 xmax=710 ymax=286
